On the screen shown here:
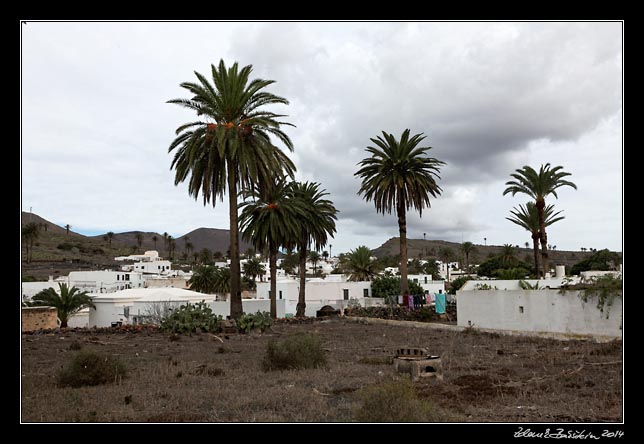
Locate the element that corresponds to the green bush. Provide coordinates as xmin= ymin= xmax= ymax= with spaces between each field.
xmin=262 ymin=333 xmax=327 ymax=371
xmin=353 ymin=378 xmax=436 ymax=422
xmin=237 ymin=311 xmax=273 ymax=334
xmin=159 ymin=301 xmax=222 ymax=334
xmin=448 ymin=276 xmax=471 ymax=294
xmin=371 ymin=275 xmax=425 ymax=303
xmin=57 ymin=350 xmax=127 ymax=388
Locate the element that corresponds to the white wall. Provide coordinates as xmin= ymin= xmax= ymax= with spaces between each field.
xmin=456 ymin=289 xmax=622 ymax=337
xmin=256 ymin=278 xmax=373 ymax=302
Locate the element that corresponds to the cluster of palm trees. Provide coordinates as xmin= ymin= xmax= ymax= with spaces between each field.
xmin=504 ymin=164 xmax=577 ymax=278
xmin=168 ymin=60 xmax=337 ymax=319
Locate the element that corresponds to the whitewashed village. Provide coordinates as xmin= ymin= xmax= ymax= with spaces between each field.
xmin=21 ymin=22 xmax=622 ymax=424
xmin=21 ymin=245 xmax=622 ymax=339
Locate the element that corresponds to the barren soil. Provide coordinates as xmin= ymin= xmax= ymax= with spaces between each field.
xmin=21 ymin=320 xmax=622 ymax=423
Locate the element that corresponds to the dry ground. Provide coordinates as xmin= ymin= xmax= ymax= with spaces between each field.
xmin=21 ymin=320 xmax=622 ymax=423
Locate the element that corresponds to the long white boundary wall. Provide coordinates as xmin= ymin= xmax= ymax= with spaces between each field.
xmin=456 ymin=289 xmax=622 ymax=338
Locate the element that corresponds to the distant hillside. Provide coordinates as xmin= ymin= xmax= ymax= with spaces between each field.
xmin=21 ymin=211 xmax=252 ymax=280
xmin=177 ymin=228 xmax=254 ymax=256
xmin=372 ymin=237 xmax=619 ymax=271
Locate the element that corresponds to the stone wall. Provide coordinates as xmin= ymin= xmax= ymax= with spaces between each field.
xmin=22 ymin=307 xmax=58 ymax=331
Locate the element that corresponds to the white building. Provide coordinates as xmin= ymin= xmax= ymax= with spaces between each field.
xmin=407 ymin=274 xmax=446 ymax=299
xmin=116 ymin=250 xmax=172 ymax=274
xmin=89 ymin=287 xmax=281 ymax=327
xmin=256 ymin=275 xmax=382 ymax=317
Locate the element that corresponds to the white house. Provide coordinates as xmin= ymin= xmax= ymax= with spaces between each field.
xmin=407 ymin=274 xmax=446 ymax=296
xmin=116 ymin=250 xmax=172 ymax=274
xmin=256 ymin=275 xmax=382 ymax=317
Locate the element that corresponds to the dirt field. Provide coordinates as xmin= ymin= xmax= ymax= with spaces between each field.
xmin=21 ymin=320 xmax=622 ymax=423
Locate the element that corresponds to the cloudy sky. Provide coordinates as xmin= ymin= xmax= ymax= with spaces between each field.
xmin=21 ymin=21 xmax=622 ymax=255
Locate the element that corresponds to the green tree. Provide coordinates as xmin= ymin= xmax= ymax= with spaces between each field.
xmin=506 ymin=202 xmax=564 ymax=277
xmin=30 ymin=283 xmax=95 ymax=328
xmin=356 ymin=129 xmax=444 ymax=297
xmin=135 ymin=232 xmax=144 ymax=250
xmin=281 ymin=249 xmax=299 ymax=275
xmin=239 ymin=179 xmax=303 ymax=318
xmin=476 ymin=255 xmax=533 ymax=278
xmin=438 ymin=247 xmax=454 ymax=281
xmin=342 ymin=246 xmax=380 ymax=282
xmin=22 ymin=222 xmax=40 ymax=263
xmin=107 ymin=231 xmax=114 ymax=248
xmin=65 ymin=224 xmax=71 ymax=236
xmin=168 ymin=60 xmax=295 ymax=319
xmin=185 ymin=242 xmax=194 ymax=257
xmin=570 ymin=249 xmax=622 ymax=276
xmin=163 ymin=232 xmax=169 ymax=254
xmin=421 ymin=260 xmax=440 ymax=278
xmin=189 ymin=265 xmax=230 ymax=294
xmin=371 ymin=275 xmax=424 ymax=304
xmin=503 ymin=164 xmax=577 ymax=277
xmin=151 ymin=235 xmax=158 ymax=251
xmin=183 ymin=236 xmax=190 ymax=254
xmin=494 ymin=267 xmax=530 ymax=280
xmin=460 ymin=241 xmax=477 ymax=273
xmin=243 ymin=257 xmax=266 ymax=283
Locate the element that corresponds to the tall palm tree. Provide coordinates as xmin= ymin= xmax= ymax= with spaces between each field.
xmin=183 ymin=236 xmax=190 ymax=254
xmin=438 ymin=247 xmax=454 ymax=282
xmin=186 ymin=242 xmax=194 ymax=257
xmin=507 ymin=202 xmax=565 ymax=276
xmin=460 ymin=241 xmax=477 ymax=274
xmin=30 ymin=283 xmax=95 ymax=328
xmin=168 ymin=60 xmax=296 ymax=319
xmin=152 ymin=235 xmax=158 ymax=251
xmin=167 ymin=236 xmax=175 ymax=260
xmin=289 ymin=181 xmax=338 ymax=317
xmin=22 ymin=222 xmax=40 ymax=263
xmin=239 ymin=179 xmax=304 ymax=318
xmin=64 ymin=224 xmax=71 ymax=236
xmin=189 ymin=265 xmax=218 ymax=294
xmin=135 ymin=232 xmax=144 ymax=250
xmin=355 ymin=129 xmax=444 ymax=297
xmin=199 ymin=248 xmax=213 ymax=264
xmin=243 ymin=257 xmax=266 ymax=283
xmin=343 ymin=246 xmax=380 ymax=282
xmin=107 ymin=231 xmax=114 ymax=248
xmin=503 ymin=164 xmax=577 ymax=277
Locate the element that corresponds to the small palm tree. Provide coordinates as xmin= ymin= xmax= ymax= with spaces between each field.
xmin=186 ymin=242 xmax=194 ymax=257
xmin=501 ymin=244 xmax=517 ymax=267
xmin=64 ymin=224 xmax=71 ymax=236
xmin=22 ymin=222 xmax=40 ymax=263
xmin=152 ymin=235 xmax=158 ymax=250
xmin=183 ymin=236 xmax=190 ymax=254
xmin=135 ymin=233 xmax=144 ymax=250
xmin=30 ymin=283 xmax=95 ymax=328
xmin=343 ymin=246 xmax=380 ymax=282
xmin=189 ymin=265 xmax=218 ymax=293
xmin=322 ymin=251 xmax=329 ymax=261
xmin=356 ymin=129 xmax=444 ymax=297
xmin=163 ymin=232 xmax=169 ymax=253
xmin=308 ymin=251 xmax=321 ymax=275
xmin=168 ymin=60 xmax=296 ymax=320
xmin=503 ymin=164 xmax=576 ymax=277
xmin=460 ymin=242 xmax=477 ymax=274
xmin=243 ymin=257 xmax=266 ymax=283
xmin=438 ymin=247 xmax=454 ymax=281
xmin=107 ymin=231 xmax=114 ymax=248
xmin=507 ymin=202 xmax=565 ymax=275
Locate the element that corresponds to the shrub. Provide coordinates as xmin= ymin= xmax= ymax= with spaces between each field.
xmin=448 ymin=276 xmax=471 ymax=294
xmin=159 ymin=301 xmax=222 ymax=334
xmin=237 ymin=311 xmax=272 ymax=334
xmin=262 ymin=333 xmax=327 ymax=371
xmin=57 ymin=350 xmax=127 ymax=388
xmin=353 ymin=378 xmax=436 ymax=422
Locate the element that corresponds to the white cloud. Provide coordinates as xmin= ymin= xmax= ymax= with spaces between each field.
xmin=21 ymin=21 xmax=622 ymax=255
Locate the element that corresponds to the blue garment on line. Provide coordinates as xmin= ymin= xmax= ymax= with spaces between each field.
xmin=435 ymin=293 xmax=446 ymax=314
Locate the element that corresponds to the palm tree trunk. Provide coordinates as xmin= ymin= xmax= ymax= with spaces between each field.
xmin=228 ymin=169 xmax=243 ymax=319
xmin=296 ymin=235 xmax=307 ymax=317
xmin=536 ymin=199 xmax=548 ymax=278
xmin=465 ymin=253 xmax=469 ymax=274
xmin=397 ymin=197 xmax=409 ymax=296
xmin=269 ymin=244 xmax=278 ymax=319
xmin=532 ymin=233 xmax=541 ymax=277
